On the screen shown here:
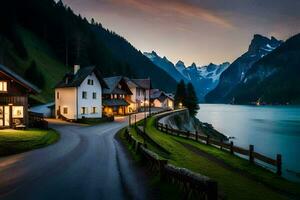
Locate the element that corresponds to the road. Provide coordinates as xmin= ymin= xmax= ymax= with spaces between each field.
xmin=0 ymin=113 xmax=151 ymax=200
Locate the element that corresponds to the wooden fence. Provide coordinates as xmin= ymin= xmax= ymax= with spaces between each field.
xmin=156 ymin=122 xmax=282 ymax=176
xmin=124 ymin=128 xmax=218 ymax=200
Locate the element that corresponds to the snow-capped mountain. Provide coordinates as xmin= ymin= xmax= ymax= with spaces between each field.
xmin=206 ymin=34 xmax=283 ymax=103
xmin=180 ymin=62 xmax=230 ymax=101
xmin=144 ymin=51 xmax=230 ymax=102
xmin=143 ymin=51 xmax=188 ymax=82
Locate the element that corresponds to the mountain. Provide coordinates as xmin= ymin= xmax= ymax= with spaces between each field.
xmin=206 ymin=34 xmax=282 ymax=103
xmin=0 ymin=0 xmax=177 ymax=103
xmin=226 ymin=33 xmax=300 ymax=104
xmin=181 ymin=62 xmax=230 ymax=101
xmin=144 ymin=50 xmax=230 ymax=102
xmin=143 ymin=51 xmax=188 ymax=82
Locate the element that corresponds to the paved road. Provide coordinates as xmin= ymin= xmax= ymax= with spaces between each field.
xmin=0 ymin=113 xmax=150 ymax=200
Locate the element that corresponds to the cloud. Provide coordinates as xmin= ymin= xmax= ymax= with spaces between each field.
xmin=110 ymin=0 xmax=234 ymax=28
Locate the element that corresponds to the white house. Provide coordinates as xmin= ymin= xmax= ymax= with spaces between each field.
xmin=125 ymin=78 xmax=151 ymax=112
xmin=55 ymin=65 xmax=108 ymax=120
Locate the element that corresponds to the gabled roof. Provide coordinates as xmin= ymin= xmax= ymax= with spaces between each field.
xmin=131 ymin=78 xmax=152 ymax=89
xmin=0 ymin=64 xmax=40 ymax=94
xmin=150 ymin=89 xmax=174 ymax=102
xmin=56 ymin=66 xmax=108 ymax=89
xmin=103 ymin=76 xmax=133 ymax=95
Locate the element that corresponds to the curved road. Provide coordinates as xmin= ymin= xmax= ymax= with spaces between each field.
xmin=0 ymin=113 xmax=151 ymax=200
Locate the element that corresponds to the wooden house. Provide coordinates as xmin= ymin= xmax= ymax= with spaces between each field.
xmin=102 ymin=76 xmax=133 ymax=115
xmin=0 ymin=65 xmax=40 ymax=129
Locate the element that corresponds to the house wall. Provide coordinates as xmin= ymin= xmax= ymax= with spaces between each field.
xmin=77 ymin=72 xmax=102 ymax=119
xmin=55 ymin=87 xmax=77 ymax=120
xmin=153 ymin=99 xmax=162 ymax=107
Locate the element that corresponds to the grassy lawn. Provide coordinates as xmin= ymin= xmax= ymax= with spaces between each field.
xmin=141 ymin=116 xmax=300 ymax=200
xmin=0 ymin=129 xmax=60 ymax=156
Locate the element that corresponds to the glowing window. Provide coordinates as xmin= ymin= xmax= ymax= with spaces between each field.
xmin=0 ymin=81 xmax=7 ymax=92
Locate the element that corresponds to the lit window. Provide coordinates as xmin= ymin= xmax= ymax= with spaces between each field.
xmin=81 ymin=107 xmax=88 ymax=114
xmin=63 ymin=107 xmax=68 ymax=114
xmin=12 ymin=106 xmax=23 ymax=118
xmin=93 ymin=92 xmax=97 ymax=99
xmin=82 ymin=91 xmax=87 ymax=99
xmin=91 ymin=107 xmax=97 ymax=114
xmin=0 ymin=81 xmax=7 ymax=92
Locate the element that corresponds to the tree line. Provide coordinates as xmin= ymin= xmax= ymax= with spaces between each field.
xmin=174 ymin=80 xmax=200 ymax=116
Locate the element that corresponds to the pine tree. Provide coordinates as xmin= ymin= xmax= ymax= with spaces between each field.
xmin=174 ymin=80 xmax=187 ymax=108
xmin=186 ymin=83 xmax=199 ymax=116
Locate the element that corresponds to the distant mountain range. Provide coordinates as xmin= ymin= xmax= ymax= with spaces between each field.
xmin=144 ymin=51 xmax=229 ymax=102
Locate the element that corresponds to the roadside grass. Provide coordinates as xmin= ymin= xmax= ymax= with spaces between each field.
xmin=0 ymin=129 xmax=60 ymax=156
xmin=143 ymin=116 xmax=300 ymax=200
xmin=117 ymin=128 xmax=184 ymax=200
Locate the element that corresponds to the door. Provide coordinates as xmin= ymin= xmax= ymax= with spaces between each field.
xmin=4 ymin=106 xmax=10 ymax=127
xmin=0 ymin=106 xmax=3 ymax=127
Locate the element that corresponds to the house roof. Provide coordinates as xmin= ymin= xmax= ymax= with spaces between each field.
xmin=56 ymin=66 xmax=108 ymax=89
xmin=150 ymin=89 xmax=174 ymax=102
xmin=131 ymin=78 xmax=152 ymax=89
xmin=103 ymin=99 xmax=130 ymax=106
xmin=103 ymin=76 xmax=132 ymax=95
xmin=0 ymin=64 xmax=40 ymax=94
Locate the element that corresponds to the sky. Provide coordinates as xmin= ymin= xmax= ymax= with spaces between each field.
xmin=61 ymin=0 xmax=300 ymax=66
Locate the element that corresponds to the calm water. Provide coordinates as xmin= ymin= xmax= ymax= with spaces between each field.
xmin=196 ymin=104 xmax=300 ymax=182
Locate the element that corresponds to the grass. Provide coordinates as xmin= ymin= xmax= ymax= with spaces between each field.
xmin=142 ymin=116 xmax=300 ymax=200
xmin=117 ymin=128 xmax=184 ymax=200
xmin=0 ymin=129 xmax=60 ymax=156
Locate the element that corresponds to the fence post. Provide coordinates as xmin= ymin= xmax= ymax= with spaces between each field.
xmin=195 ymin=131 xmax=198 ymax=141
xmin=135 ymin=115 xmax=137 ymax=127
xmin=230 ymin=141 xmax=234 ymax=154
xmin=277 ymin=154 xmax=282 ymax=176
xmin=206 ymin=135 xmax=210 ymax=145
xmin=129 ymin=114 xmax=131 ymax=126
xmin=220 ymin=139 xmax=223 ymax=150
xmin=187 ymin=131 xmax=190 ymax=138
xmin=206 ymin=180 xmax=218 ymax=200
xmin=249 ymin=145 xmax=254 ymax=163
xmin=165 ymin=124 xmax=168 ymax=134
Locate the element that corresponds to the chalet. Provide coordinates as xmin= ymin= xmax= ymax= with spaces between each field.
xmin=0 ymin=65 xmax=40 ymax=129
xmin=102 ymin=76 xmax=133 ymax=116
xmin=125 ymin=78 xmax=151 ymax=112
xmin=150 ymin=89 xmax=174 ymax=110
xmin=55 ymin=65 xmax=108 ymax=120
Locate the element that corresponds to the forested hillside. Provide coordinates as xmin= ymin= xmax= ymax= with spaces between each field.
xmin=0 ymin=0 xmax=177 ymax=103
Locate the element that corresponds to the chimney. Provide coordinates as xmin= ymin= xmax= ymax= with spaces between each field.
xmin=74 ymin=65 xmax=80 ymax=74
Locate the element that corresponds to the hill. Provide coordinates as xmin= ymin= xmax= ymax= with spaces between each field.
xmin=0 ymin=0 xmax=177 ymax=103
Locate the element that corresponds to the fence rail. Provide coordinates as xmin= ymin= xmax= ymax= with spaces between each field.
xmin=124 ymin=128 xmax=218 ymax=200
xmin=156 ymin=122 xmax=282 ymax=176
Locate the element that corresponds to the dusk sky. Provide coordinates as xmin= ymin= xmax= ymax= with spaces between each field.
xmin=61 ymin=0 xmax=300 ymax=66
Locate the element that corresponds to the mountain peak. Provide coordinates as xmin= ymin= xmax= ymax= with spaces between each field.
xmin=248 ymin=34 xmax=282 ymax=55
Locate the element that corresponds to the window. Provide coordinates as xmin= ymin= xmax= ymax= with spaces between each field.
xmin=87 ymin=79 xmax=94 ymax=85
xmin=91 ymin=107 xmax=97 ymax=114
xmin=0 ymin=81 xmax=7 ymax=92
xmin=81 ymin=107 xmax=88 ymax=115
xmin=63 ymin=107 xmax=68 ymax=114
xmin=82 ymin=91 xmax=87 ymax=99
xmin=93 ymin=92 xmax=97 ymax=99
xmin=57 ymin=92 xmax=60 ymax=99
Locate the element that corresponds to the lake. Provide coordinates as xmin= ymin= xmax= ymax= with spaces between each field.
xmin=196 ymin=104 xmax=300 ymax=182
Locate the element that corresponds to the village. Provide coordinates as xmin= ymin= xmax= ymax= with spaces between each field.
xmin=0 ymin=64 xmax=175 ymax=129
